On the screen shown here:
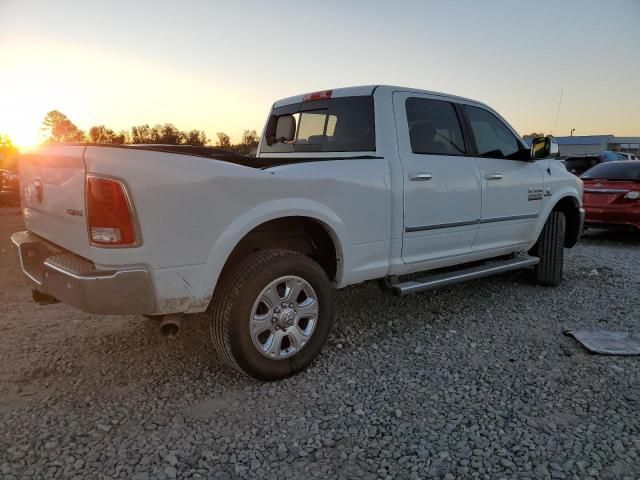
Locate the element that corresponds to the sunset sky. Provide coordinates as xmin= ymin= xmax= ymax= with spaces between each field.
xmin=1 ymin=0 xmax=639 ymax=148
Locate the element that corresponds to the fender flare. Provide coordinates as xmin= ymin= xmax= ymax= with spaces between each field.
xmin=531 ymin=187 xmax=582 ymax=249
xmin=192 ymin=198 xmax=348 ymax=309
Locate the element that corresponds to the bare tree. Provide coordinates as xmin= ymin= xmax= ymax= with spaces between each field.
xmin=42 ymin=110 xmax=85 ymax=143
xmin=216 ymin=132 xmax=231 ymax=148
xmin=155 ymin=124 xmax=184 ymax=145
xmin=130 ymin=124 xmax=206 ymax=145
xmin=88 ymin=125 xmax=126 ymax=144
xmin=131 ymin=124 xmax=157 ymax=144
xmin=184 ymin=129 xmax=208 ymax=146
xmin=241 ymin=129 xmax=259 ymax=147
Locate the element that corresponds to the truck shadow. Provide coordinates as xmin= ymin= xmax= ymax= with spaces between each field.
xmin=580 ymin=228 xmax=640 ymax=245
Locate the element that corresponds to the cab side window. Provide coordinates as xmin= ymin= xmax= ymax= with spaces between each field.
xmin=464 ymin=105 xmax=522 ymax=159
xmin=406 ymin=98 xmax=466 ymax=156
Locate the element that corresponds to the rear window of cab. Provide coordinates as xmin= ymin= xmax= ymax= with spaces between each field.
xmin=261 ymin=96 xmax=375 ymax=154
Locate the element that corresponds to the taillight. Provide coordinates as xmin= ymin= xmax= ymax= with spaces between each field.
xmin=86 ymin=176 xmax=138 ymax=246
xmin=624 ymin=191 xmax=639 ymax=200
xmin=303 ymin=90 xmax=332 ymax=102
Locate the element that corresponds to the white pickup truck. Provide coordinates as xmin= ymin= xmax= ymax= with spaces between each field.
xmin=12 ymin=85 xmax=584 ymax=380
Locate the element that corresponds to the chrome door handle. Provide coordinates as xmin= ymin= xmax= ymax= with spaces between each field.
xmin=409 ymin=172 xmax=433 ymax=181
xmin=485 ymin=173 xmax=503 ymax=180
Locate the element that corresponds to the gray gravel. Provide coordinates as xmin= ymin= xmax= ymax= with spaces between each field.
xmin=1 ymin=206 xmax=639 ymax=480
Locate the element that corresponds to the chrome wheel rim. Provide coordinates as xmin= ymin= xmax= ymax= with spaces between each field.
xmin=250 ymin=275 xmax=319 ymax=359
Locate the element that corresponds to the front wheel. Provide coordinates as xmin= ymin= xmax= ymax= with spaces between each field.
xmin=208 ymin=250 xmax=333 ymax=380
xmin=530 ymin=211 xmax=566 ymax=286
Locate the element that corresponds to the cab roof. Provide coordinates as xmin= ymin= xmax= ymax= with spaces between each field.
xmin=272 ymin=85 xmax=483 ymax=108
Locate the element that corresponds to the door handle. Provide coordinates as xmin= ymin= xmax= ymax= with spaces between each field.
xmin=485 ymin=173 xmax=503 ymax=180
xmin=409 ymin=172 xmax=433 ymax=181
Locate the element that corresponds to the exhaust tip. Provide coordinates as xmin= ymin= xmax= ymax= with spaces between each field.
xmin=159 ymin=314 xmax=182 ymax=338
xmin=160 ymin=323 xmax=179 ymax=337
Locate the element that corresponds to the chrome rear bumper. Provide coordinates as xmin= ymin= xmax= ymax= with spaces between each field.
xmin=11 ymin=231 xmax=156 ymax=315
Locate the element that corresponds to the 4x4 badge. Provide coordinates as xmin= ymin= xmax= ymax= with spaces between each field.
xmin=66 ymin=208 xmax=83 ymax=217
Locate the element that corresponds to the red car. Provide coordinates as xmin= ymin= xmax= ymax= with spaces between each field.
xmin=581 ymin=161 xmax=640 ymax=231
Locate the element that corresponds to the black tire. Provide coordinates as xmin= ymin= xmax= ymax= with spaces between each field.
xmin=531 ymin=211 xmax=566 ymax=286
xmin=208 ymin=249 xmax=333 ymax=381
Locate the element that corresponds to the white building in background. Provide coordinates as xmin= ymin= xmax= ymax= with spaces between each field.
xmin=553 ymin=135 xmax=612 ymax=157
xmin=609 ymin=137 xmax=640 ymax=156
xmin=524 ymin=135 xmax=640 ymax=157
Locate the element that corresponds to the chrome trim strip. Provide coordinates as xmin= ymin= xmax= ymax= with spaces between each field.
xmin=405 ymin=219 xmax=479 ymax=233
xmin=405 ymin=213 xmax=538 ymax=232
xmin=479 ymin=213 xmax=538 ymax=224
xmin=584 ymin=188 xmax=628 ymax=194
xmin=42 ymin=259 xmax=147 ymax=281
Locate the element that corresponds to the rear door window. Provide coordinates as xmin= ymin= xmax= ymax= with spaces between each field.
xmin=262 ymin=96 xmax=375 ymax=153
xmin=405 ymin=98 xmax=466 ymax=155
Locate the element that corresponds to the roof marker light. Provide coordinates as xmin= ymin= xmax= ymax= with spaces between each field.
xmin=303 ymin=90 xmax=332 ymax=102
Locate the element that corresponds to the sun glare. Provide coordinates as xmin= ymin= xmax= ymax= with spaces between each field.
xmin=0 ymin=78 xmax=48 ymax=150
xmin=3 ymin=125 xmax=41 ymax=150
xmin=0 ymin=41 xmax=264 ymax=151
xmin=0 ymin=47 xmax=92 ymax=151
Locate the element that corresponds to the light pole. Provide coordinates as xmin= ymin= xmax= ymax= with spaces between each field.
xmin=570 ymin=128 xmax=575 ymax=137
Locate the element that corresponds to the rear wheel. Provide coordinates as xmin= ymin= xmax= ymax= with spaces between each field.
xmin=208 ymin=249 xmax=333 ymax=380
xmin=531 ymin=211 xmax=566 ymax=286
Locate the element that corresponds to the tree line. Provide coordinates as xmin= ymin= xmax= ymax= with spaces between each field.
xmin=0 ymin=111 xmax=553 ymax=171
xmin=0 ymin=134 xmax=19 ymax=170
xmin=40 ymin=110 xmax=260 ymax=155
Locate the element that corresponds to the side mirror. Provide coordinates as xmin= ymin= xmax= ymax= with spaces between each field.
xmin=531 ymin=136 xmax=559 ymax=159
xmin=275 ymin=115 xmax=296 ymax=143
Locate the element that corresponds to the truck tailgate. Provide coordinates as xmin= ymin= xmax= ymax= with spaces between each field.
xmin=20 ymin=145 xmax=90 ymax=258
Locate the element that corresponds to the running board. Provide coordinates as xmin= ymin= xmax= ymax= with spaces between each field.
xmin=391 ymin=256 xmax=540 ymax=296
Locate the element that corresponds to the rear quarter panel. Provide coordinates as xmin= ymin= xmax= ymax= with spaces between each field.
xmin=84 ymin=147 xmax=391 ymax=313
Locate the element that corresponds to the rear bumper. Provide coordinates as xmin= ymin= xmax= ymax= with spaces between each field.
xmin=584 ymin=206 xmax=640 ymax=230
xmin=11 ymin=231 xmax=156 ymax=315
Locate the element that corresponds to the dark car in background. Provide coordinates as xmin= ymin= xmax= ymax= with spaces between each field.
xmin=0 ymin=169 xmax=20 ymax=206
xmin=564 ymin=151 xmax=637 ymax=176
xmin=581 ymin=161 xmax=640 ymax=231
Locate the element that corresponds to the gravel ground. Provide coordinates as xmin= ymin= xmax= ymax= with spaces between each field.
xmin=1 ymin=205 xmax=639 ymax=480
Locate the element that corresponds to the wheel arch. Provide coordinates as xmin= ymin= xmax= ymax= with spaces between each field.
xmin=191 ymin=199 xmax=347 ymax=313
xmin=533 ymin=191 xmax=582 ymax=248
xmin=223 ymin=216 xmax=341 ymax=282
xmin=552 ymin=195 xmax=582 ymax=247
